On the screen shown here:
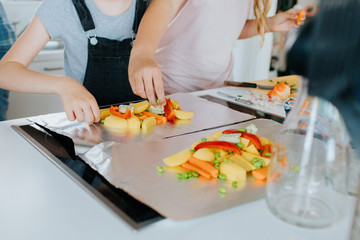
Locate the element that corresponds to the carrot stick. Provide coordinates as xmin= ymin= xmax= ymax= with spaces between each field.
xmin=136 ymin=114 xmax=148 ymax=121
xmin=262 ymin=144 xmax=272 ymax=157
xmin=142 ymin=112 xmax=167 ymax=124
xmin=188 ymin=155 xmax=218 ymax=178
xmin=296 ymin=9 xmax=306 ymax=23
xmin=252 ymin=166 xmax=268 ymax=181
xmin=198 ymin=176 xmax=216 ymax=182
xmin=181 ymin=162 xmax=211 ymax=179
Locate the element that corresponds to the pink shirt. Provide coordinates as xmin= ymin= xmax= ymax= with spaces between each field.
xmin=156 ymin=0 xmax=252 ymax=94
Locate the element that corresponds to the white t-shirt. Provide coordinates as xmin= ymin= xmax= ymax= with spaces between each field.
xmin=37 ymin=0 xmax=136 ymax=83
xmin=156 ymin=0 xmax=252 ymax=94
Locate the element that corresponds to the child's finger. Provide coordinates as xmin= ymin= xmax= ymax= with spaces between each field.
xmin=90 ymin=101 xmax=101 ymax=123
xmin=82 ymin=104 xmax=95 ymax=124
xmin=65 ymin=108 xmax=76 ymax=122
xmin=73 ymin=105 xmax=84 ymax=122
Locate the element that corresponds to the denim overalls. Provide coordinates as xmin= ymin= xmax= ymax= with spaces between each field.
xmin=72 ymin=0 xmax=146 ymax=106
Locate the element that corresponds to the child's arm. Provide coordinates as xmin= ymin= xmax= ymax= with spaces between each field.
xmin=129 ymin=0 xmax=186 ymax=106
xmin=0 ymin=16 xmax=100 ymax=124
xmin=238 ymin=8 xmax=305 ymax=39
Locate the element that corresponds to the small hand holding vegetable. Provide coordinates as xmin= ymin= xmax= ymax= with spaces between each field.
xmin=267 ymin=8 xmax=306 ymax=32
xmin=58 ymin=77 xmax=100 ymax=124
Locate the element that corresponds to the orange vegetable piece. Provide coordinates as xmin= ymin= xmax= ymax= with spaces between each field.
xmin=109 ymin=106 xmax=132 ymax=119
xmin=188 ymin=155 xmax=218 ymax=178
xmin=253 ymin=179 xmax=267 ymax=186
xmin=181 ymin=162 xmax=211 ymax=179
xmin=252 ymin=166 xmax=268 ymax=181
xmin=141 ymin=111 xmax=167 ymax=124
xmin=267 ymin=81 xmax=290 ymax=100
xmin=262 ymin=144 xmax=273 ymax=157
xmin=136 ymin=114 xmax=148 ymax=121
xmin=296 ymin=9 xmax=306 ymax=23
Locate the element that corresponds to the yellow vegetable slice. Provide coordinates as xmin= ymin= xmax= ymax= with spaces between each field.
xmin=104 ymin=115 xmax=128 ymax=129
xmin=244 ymin=144 xmax=260 ymax=156
xmin=220 ymin=162 xmax=246 ymax=183
xmin=229 ymin=154 xmax=256 ymax=172
xmin=100 ymin=108 xmax=111 ymax=120
xmin=163 ymin=148 xmax=191 ymax=167
xmin=241 ymin=151 xmax=270 ymax=166
xmin=130 ymin=100 xmax=150 ymax=114
xmin=170 ymin=98 xmax=180 ymax=109
xmin=173 ymin=110 xmax=194 ymax=120
xmin=141 ymin=117 xmax=156 ymax=133
xmin=127 ymin=115 xmax=140 ymax=129
xmin=193 ymin=148 xmax=215 ymax=162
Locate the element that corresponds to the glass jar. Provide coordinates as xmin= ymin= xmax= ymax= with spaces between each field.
xmin=266 ymin=78 xmax=349 ymax=228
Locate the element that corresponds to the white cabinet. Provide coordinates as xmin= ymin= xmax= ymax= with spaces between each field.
xmin=7 ymin=49 xmax=65 ymax=120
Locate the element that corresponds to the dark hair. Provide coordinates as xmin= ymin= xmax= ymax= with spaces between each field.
xmin=287 ymin=0 xmax=360 ymax=155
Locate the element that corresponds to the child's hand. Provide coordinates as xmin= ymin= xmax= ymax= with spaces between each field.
xmin=57 ymin=77 xmax=101 ymax=124
xmin=268 ymin=8 xmax=306 ymax=32
xmin=128 ymin=54 xmax=166 ymax=106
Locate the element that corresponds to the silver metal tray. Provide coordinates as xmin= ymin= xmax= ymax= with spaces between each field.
xmin=28 ymin=93 xmax=255 ymax=146
xmin=81 ymin=119 xmax=282 ymax=220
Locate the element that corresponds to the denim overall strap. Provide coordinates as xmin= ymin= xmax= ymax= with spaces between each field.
xmin=72 ymin=0 xmax=147 ymax=106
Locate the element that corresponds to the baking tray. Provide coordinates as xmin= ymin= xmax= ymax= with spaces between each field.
xmin=81 ymin=119 xmax=282 ymax=220
xmin=28 ymin=93 xmax=255 ymax=146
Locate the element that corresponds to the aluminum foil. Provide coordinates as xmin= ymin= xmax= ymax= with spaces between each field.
xmin=81 ymin=119 xmax=282 ymax=220
xmin=28 ymin=93 xmax=255 ymax=146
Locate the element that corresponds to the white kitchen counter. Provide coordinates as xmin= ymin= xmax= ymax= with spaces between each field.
xmin=0 ymin=116 xmax=357 ymax=240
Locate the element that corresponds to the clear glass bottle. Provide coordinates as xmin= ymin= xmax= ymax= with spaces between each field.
xmin=266 ymin=78 xmax=349 ymax=228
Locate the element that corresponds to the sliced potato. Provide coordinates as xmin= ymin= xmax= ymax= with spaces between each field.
xmin=241 ymin=151 xmax=270 ymax=166
xmin=245 ymin=144 xmax=260 ymax=156
xmin=141 ymin=117 xmax=156 ymax=133
xmin=130 ymin=100 xmax=150 ymax=114
xmin=212 ymin=131 xmax=223 ymax=141
xmin=170 ymin=98 xmax=180 ymax=109
xmin=191 ymin=141 xmax=201 ymax=150
xmin=220 ymin=162 xmax=246 ymax=183
xmin=229 ymin=154 xmax=256 ymax=172
xmin=240 ymin=137 xmax=250 ymax=149
xmin=100 ymin=108 xmax=111 ymax=120
xmin=127 ymin=115 xmax=140 ymax=129
xmin=104 ymin=115 xmax=128 ymax=129
xmin=193 ymin=148 xmax=215 ymax=162
xmin=173 ymin=110 xmax=194 ymax=120
xmin=163 ymin=148 xmax=191 ymax=167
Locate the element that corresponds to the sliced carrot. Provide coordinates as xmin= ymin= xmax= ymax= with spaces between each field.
xmin=252 ymin=166 xmax=268 ymax=181
xmin=188 ymin=155 xmax=218 ymax=178
xmin=296 ymin=9 xmax=305 ymax=23
xmin=141 ymin=111 xmax=167 ymax=124
xmin=262 ymin=144 xmax=273 ymax=157
xmin=181 ymin=162 xmax=211 ymax=179
xmin=136 ymin=114 xmax=148 ymax=121
xmin=198 ymin=176 xmax=216 ymax=182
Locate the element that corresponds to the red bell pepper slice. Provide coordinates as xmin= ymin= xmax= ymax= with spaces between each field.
xmin=164 ymin=98 xmax=176 ymax=121
xmin=240 ymin=132 xmax=263 ymax=150
xmin=222 ymin=129 xmax=263 ymax=150
xmin=222 ymin=129 xmax=241 ymax=134
xmin=109 ymin=105 xmax=132 ymax=119
xmin=194 ymin=141 xmax=241 ymax=155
